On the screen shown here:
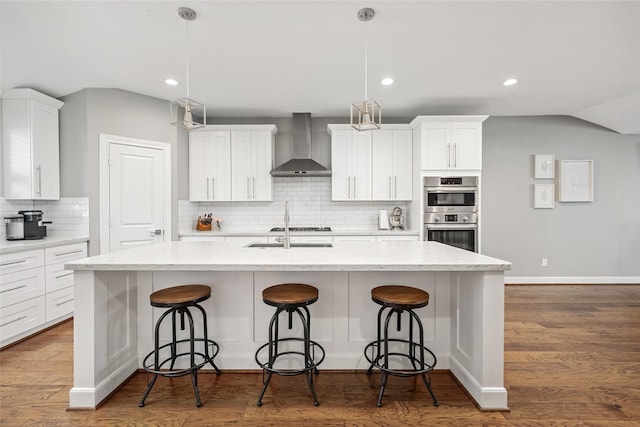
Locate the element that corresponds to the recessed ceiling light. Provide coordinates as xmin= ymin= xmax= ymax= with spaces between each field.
xmin=503 ymin=78 xmax=518 ymax=86
xmin=381 ymin=78 xmax=394 ymax=86
xmin=165 ymin=78 xmax=179 ymax=86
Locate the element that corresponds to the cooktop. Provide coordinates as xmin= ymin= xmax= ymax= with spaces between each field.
xmin=270 ymin=227 xmax=332 ymax=232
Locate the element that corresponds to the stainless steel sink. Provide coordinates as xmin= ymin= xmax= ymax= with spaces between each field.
xmin=247 ymin=242 xmax=333 ymax=248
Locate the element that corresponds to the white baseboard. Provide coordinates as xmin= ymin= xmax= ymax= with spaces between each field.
xmin=506 ymin=276 xmax=640 ymax=284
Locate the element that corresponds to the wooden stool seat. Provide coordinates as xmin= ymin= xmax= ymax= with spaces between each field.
xmin=262 ymin=283 xmax=319 ymax=307
xmin=371 ymin=285 xmax=429 ymax=309
xmin=150 ymin=284 xmax=211 ymax=307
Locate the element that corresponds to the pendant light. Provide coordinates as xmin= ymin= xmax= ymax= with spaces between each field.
xmin=170 ymin=7 xmax=206 ymax=130
xmin=351 ymin=7 xmax=381 ymax=131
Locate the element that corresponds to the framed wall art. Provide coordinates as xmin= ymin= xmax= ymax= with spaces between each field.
xmin=557 ymin=160 xmax=594 ymax=202
xmin=534 ymin=184 xmax=554 ymax=209
xmin=534 ymin=154 xmax=555 ymax=179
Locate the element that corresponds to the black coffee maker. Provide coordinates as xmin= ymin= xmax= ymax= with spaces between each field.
xmin=18 ymin=210 xmax=50 ymax=239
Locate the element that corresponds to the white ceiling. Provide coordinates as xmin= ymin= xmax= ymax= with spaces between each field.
xmin=2 ymin=1 xmax=639 ymax=133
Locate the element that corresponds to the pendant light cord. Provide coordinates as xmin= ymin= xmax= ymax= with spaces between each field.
xmin=185 ymin=18 xmax=190 ymax=99
xmin=364 ymin=19 xmax=368 ymax=101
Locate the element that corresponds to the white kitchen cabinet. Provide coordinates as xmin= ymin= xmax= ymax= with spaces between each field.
xmin=328 ymin=125 xmax=372 ymax=201
xmin=188 ymin=130 xmax=232 ymax=201
xmin=231 ymin=126 xmax=276 ymax=201
xmin=372 ymin=128 xmax=413 ymax=200
xmin=2 ymin=88 xmax=64 ymax=200
xmin=0 ymin=242 xmax=86 ymax=347
xmin=410 ymin=116 xmax=488 ymax=171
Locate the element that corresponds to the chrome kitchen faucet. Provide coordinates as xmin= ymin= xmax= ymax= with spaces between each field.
xmin=276 ymin=201 xmax=291 ymax=249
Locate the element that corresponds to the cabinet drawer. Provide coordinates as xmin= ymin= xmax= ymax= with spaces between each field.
xmin=0 ymin=249 xmax=44 ymax=275
xmin=45 ymin=264 xmax=75 ymax=293
xmin=0 ymin=296 xmax=46 ymax=343
xmin=0 ymin=267 xmax=46 ymax=309
xmin=45 ymin=287 xmax=73 ymax=322
xmin=45 ymin=243 xmax=87 ymax=265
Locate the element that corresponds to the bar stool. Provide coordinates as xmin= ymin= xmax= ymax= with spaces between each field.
xmin=255 ymin=283 xmax=325 ymax=406
xmin=364 ymin=285 xmax=439 ymax=407
xmin=139 ymin=284 xmax=220 ymax=408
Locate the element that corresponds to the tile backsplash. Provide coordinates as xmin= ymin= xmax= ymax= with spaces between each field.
xmin=179 ymin=177 xmax=410 ymax=232
xmin=1 ymin=197 xmax=89 ymax=239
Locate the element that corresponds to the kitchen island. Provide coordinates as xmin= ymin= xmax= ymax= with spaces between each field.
xmin=65 ymin=240 xmax=510 ymax=410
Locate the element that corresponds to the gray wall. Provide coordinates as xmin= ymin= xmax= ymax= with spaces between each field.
xmin=481 ymin=116 xmax=640 ymax=278
xmin=59 ymin=88 xmax=179 ymax=255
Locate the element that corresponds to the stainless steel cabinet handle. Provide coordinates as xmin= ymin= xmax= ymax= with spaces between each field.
xmin=447 ymin=143 xmax=451 ymax=168
xmin=347 ymin=176 xmax=351 ymax=199
xmin=207 ymin=177 xmax=211 ymax=199
xmin=55 ymin=271 xmax=74 ymax=279
xmin=54 ymin=249 xmax=84 ymax=257
xmin=55 ymin=298 xmax=74 ymax=307
xmin=212 ymin=177 xmax=215 ymax=200
xmin=394 ymin=176 xmax=398 ymax=199
xmin=253 ymin=177 xmax=256 ymax=200
xmin=37 ymin=165 xmax=42 ymax=196
xmin=1 ymin=315 xmax=27 ymax=328
xmin=453 ymin=143 xmax=457 ymax=168
xmin=353 ymin=176 xmax=357 ymax=199
xmin=247 ymin=177 xmax=250 ymax=199
xmin=0 ymin=259 xmax=27 ymax=267
xmin=389 ymin=176 xmax=392 ymax=199
xmin=0 ymin=284 xmax=27 ymax=294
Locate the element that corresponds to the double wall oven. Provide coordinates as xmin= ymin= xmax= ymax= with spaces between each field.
xmin=423 ymin=176 xmax=478 ymax=252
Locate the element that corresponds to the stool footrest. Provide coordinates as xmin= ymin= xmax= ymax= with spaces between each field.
xmin=255 ymin=337 xmax=325 ymax=376
xmin=364 ymin=338 xmax=437 ymax=376
xmin=142 ymin=338 xmax=220 ymax=377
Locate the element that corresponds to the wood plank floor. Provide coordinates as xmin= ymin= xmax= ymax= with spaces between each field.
xmin=1 ymin=284 xmax=639 ymax=426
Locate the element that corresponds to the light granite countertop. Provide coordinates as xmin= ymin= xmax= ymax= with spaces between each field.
xmin=0 ymin=232 xmax=89 ymax=255
xmin=65 ymin=240 xmax=510 ymax=272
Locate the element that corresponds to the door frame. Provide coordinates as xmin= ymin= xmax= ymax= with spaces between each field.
xmin=99 ymin=134 xmax=172 ymax=254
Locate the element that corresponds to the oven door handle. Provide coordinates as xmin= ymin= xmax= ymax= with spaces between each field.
xmin=424 ymin=187 xmax=478 ymax=193
xmin=425 ymin=223 xmax=478 ymax=230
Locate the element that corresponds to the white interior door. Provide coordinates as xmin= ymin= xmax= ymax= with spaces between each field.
xmin=100 ymin=135 xmax=170 ymax=253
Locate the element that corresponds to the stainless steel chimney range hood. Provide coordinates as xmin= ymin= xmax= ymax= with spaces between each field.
xmin=270 ymin=113 xmax=331 ymax=177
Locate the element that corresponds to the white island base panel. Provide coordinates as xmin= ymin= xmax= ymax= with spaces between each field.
xmin=70 ymin=268 xmax=507 ymax=411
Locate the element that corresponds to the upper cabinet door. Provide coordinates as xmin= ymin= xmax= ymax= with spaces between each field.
xmin=372 ymin=129 xmax=412 ymax=201
xmin=451 ymin=122 xmax=482 ymax=170
xmin=231 ymin=129 xmax=274 ymax=201
xmin=188 ymin=130 xmax=231 ymax=201
xmin=2 ymin=89 xmax=63 ymax=200
xmin=411 ymin=116 xmax=487 ymax=171
xmin=350 ymin=130 xmax=372 ymax=200
xmin=329 ymin=127 xmax=372 ymax=201
xmin=421 ymin=124 xmax=452 ymax=170
xmin=391 ymin=130 xmax=413 ymax=200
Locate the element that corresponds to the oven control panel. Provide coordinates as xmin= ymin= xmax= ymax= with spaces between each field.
xmin=424 ymin=212 xmax=478 ymax=224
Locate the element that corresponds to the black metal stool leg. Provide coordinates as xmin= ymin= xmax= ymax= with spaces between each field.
xmin=256 ymin=306 xmax=284 ymax=406
xmin=193 ymin=304 xmax=221 ymax=374
xmin=411 ymin=309 xmax=439 ymax=407
xmin=139 ymin=307 xmax=174 ymax=407
xmin=182 ymin=308 xmax=203 ymax=407
xmin=298 ymin=307 xmax=319 ymax=406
